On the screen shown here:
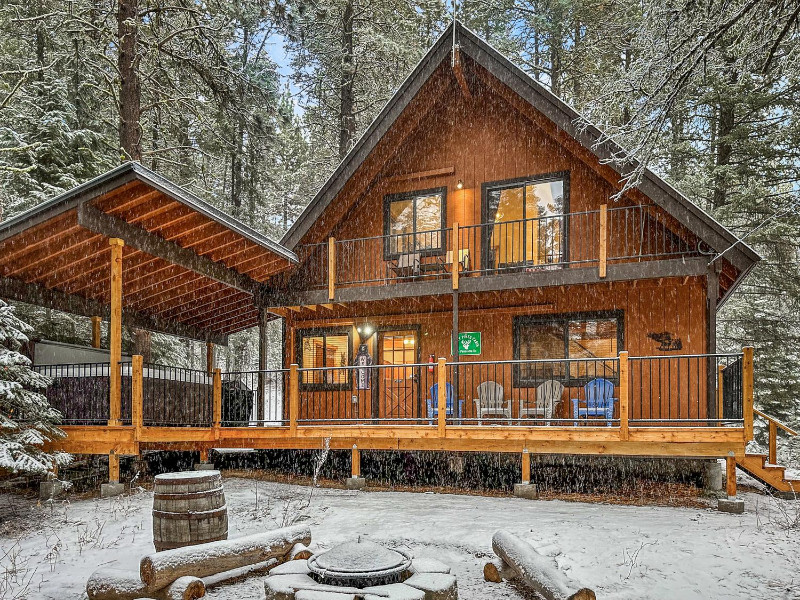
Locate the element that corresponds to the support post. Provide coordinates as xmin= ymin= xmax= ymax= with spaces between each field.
xmin=108 ymin=451 xmax=120 ymax=483
xmin=199 ymin=448 xmax=209 ymax=462
xmin=328 ymin=237 xmax=336 ymax=301
xmin=725 ymin=455 xmax=737 ymax=497
xmin=206 ymin=342 xmax=214 ymax=374
xmin=351 ymin=446 xmax=360 ymax=478
xmin=257 ymin=308 xmax=268 ymax=424
xmin=598 ymin=204 xmax=607 ymax=279
xmin=743 ymin=346 xmax=754 ymax=441
xmin=717 ymin=364 xmax=724 ymax=421
xmin=768 ymin=420 xmax=777 ymax=465
xmin=451 ymin=290 xmax=459 ymax=415
xmin=289 ymin=363 xmax=299 ymax=434
xmin=91 ymin=316 xmax=102 ymax=348
xmin=707 ymin=264 xmax=721 ymax=418
xmin=108 ymin=237 xmax=124 ymax=426
xmin=437 ymin=357 xmax=447 ymax=437
xmin=618 ymin=351 xmax=629 ymax=440
xmin=213 ymin=368 xmax=222 ymax=428
xmin=131 ymin=355 xmax=143 ymax=439
xmin=451 ymin=222 xmax=459 ymax=290
xmin=521 ymin=449 xmax=531 ymax=484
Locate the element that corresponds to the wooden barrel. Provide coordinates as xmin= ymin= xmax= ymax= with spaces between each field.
xmin=152 ymin=470 xmax=228 ymax=552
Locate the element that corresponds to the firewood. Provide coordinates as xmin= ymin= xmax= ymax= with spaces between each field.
xmin=483 ymin=558 xmax=514 ymax=583
xmin=287 ymin=542 xmax=312 ymax=561
xmin=491 ymin=530 xmax=596 ymax=600
xmin=163 ymin=576 xmax=205 ymax=600
xmin=86 ymin=570 xmax=205 ymax=600
xmin=140 ymin=525 xmax=311 ymax=591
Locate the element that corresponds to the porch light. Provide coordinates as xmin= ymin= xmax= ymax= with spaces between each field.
xmin=357 ymin=324 xmax=374 ymax=337
xmin=456 ymin=179 xmax=464 ymax=190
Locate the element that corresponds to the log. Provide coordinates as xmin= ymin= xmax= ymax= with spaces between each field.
xmin=141 ymin=525 xmax=311 ymax=590
xmin=287 ymin=543 xmax=312 ymax=561
xmin=86 ymin=570 xmax=204 ymax=600
xmin=483 ymin=559 xmax=514 ymax=583
xmin=491 ymin=530 xmax=596 ymax=600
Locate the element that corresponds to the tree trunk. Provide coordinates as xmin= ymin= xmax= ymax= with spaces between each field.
xmin=338 ymin=0 xmax=356 ymax=160
xmin=118 ymin=0 xmax=141 ymax=161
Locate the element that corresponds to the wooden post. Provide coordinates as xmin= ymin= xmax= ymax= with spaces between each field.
xmin=717 ymin=364 xmax=725 ymax=421
xmin=521 ymin=449 xmax=531 ymax=484
xmin=212 ymin=368 xmax=222 ymax=428
xmin=351 ymin=445 xmax=360 ymax=478
xmin=768 ymin=420 xmax=777 ymax=465
xmin=199 ymin=448 xmax=209 ymax=463
xmin=707 ymin=265 xmax=721 ymax=418
xmin=108 ymin=450 xmax=120 ymax=484
xmin=257 ymin=308 xmax=269 ymax=424
xmin=109 ymin=237 xmax=124 ymax=426
xmin=725 ymin=455 xmax=737 ymax=498
xmin=131 ymin=355 xmax=143 ymax=437
xmin=452 ymin=222 xmax=459 ymax=291
xmin=206 ymin=342 xmax=214 ymax=374
xmin=599 ymin=204 xmax=607 ymax=279
xmin=743 ymin=346 xmax=754 ymax=441
xmin=437 ymin=357 xmax=447 ymax=437
xmin=328 ymin=237 xmax=336 ymax=301
xmin=91 ymin=316 xmax=102 ymax=348
xmin=618 ymin=351 xmax=629 ymax=440
xmin=289 ymin=363 xmax=299 ymax=434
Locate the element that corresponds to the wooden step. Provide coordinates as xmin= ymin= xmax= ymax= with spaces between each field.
xmin=737 ymin=453 xmax=799 ymax=494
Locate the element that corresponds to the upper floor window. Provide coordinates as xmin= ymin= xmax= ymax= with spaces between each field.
xmin=383 ymin=187 xmax=446 ymax=258
xmin=483 ymin=173 xmax=568 ymax=270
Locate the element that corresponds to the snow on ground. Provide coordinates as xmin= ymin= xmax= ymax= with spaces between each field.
xmin=1 ymin=478 xmax=798 ymax=599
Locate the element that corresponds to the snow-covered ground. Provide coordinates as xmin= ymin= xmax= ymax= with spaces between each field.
xmin=1 ymin=478 xmax=798 ymax=599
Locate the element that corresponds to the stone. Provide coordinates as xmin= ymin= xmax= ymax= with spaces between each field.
xmin=513 ymin=483 xmax=539 ymax=499
xmin=345 ymin=477 xmax=366 ymax=490
xmin=717 ymin=497 xmax=745 ymax=514
xmin=100 ymin=482 xmax=125 ymax=498
xmin=404 ymin=573 xmax=458 ymax=600
xmin=39 ymin=480 xmax=63 ymax=500
xmin=362 ymin=583 xmax=426 ymax=600
xmin=409 ymin=558 xmax=451 ymax=575
xmin=270 ymin=559 xmax=312 ymax=576
xmin=296 ymin=591 xmax=355 ymax=600
xmin=194 ymin=462 xmax=216 ymax=471
xmin=264 ymin=574 xmax=317 ymax=600
xmin=702 ymin=460 xmax=723 ymax=492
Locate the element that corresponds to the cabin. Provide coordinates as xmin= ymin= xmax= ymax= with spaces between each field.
xmin=1 ymin=23 xmax=796 ymax=499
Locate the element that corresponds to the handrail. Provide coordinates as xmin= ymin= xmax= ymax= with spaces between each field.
xmin=754 ymin=407 xmax=796 ymax=465
xmin=754 ymin=409 xmax=798 ymax=436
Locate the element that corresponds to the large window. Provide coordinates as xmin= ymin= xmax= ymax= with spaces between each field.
xmin=513 ymin=311 xmax=621 ymax=386
xmin=297 ymin=328 xmax=351 ymax=390
xmin=483 ymin=173 xmax=567 ymax=269
xmin=383 ymin=188 xmax=446 ymax=258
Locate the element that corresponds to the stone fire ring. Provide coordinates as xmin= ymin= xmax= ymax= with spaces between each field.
xmin=265 ymin=541 xmax=457 ymax=600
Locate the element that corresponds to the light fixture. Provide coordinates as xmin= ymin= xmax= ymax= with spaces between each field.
xmin=357 ymin=324 xmax=375 ymax=338
xmin=456 ymin=179 xmax=464 ymax=190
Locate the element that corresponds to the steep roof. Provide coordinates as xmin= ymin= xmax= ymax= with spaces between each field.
xmin=281 ymin=21 xmax=759 ymax=279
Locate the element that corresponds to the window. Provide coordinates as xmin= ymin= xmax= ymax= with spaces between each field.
xmin=513 ymin=311 xmax=621 ymax=386
xmin=297 ymin=328 xmax=351 ymax=390
xmin=384 ymin=188 xmax=446 ymax=258
xmin=483 ymin=173 xmax=567 ymax=269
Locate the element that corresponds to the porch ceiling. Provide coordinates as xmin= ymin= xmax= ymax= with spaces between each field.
xmin=0 ymin=163 xmax=296 ymax=343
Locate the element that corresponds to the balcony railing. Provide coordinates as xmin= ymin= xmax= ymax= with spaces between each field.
xmin=294 ymin=204 xmax=703 ymax=292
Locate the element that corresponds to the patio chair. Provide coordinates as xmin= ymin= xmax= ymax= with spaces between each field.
xmin=473 ymin=381 xmax=510 ymax=424
xmin=426 ymin=383 xmax=464 ymax=424
xmin=519 ymin=379 xmax=564 ymax=425
xmin=388 ymin=252 xmax=421 ymax=278
xmin=446 ymin=248 xmax=470 ymax=272
xmin=571 ymin=378 xmax=616 ymax=426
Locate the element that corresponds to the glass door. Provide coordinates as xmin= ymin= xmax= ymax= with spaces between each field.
xmin=377 ymin=330 xmax=419 ymax=421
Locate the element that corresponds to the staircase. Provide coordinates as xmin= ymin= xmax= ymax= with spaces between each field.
xmin=737 ymin=410 xmax=799 ymax=497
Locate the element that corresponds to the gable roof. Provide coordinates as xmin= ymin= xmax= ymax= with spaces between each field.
xmin=281 ymin=21 xmax=759 ymax=278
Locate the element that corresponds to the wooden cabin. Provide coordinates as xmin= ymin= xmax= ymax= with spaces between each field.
xmin=2 ymin=23 xmax=796 ymax=497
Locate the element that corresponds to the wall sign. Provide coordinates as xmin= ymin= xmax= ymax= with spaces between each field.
xmin=647 ymin=332 xmax=682 ymax=352
xmin=457 ymin=332 xmax=482 ymax=356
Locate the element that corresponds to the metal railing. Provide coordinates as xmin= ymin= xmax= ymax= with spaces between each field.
xmin=33 ymin=362 xmax=123 ymax=425
xmin=221 ymin=369 xmax=288 ymax=426
xmin=141 ymin=363 xmax=213 ymax=427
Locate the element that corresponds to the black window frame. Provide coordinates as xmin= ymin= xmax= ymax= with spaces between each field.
xmin=383 ymin=187 xmax=447 ymax=260
xmin=296 ymin=327 xmax=353 ymax=391
xmin=512 ymin=310 xmax=623 ymax=387
xmin=481 ymin=171 xmax=570 ymax=270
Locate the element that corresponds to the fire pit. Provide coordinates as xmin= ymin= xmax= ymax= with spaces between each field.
xmin=308 ymin=540 xmax=412 ymax=588
xmin=265 ymin=539 xmax=458 ymax=599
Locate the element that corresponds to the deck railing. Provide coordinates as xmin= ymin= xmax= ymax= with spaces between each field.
xmin=295 ymin=205 xmax=703 ymax=293
xmin=141 ymin=364 xmax=214 ymax=427
xmin=221 ymin=369 xmax=288 ymax=426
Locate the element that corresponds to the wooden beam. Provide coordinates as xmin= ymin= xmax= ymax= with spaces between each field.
xmin=743 ymin=346 xmax=754 ymax=441
xmin=521 ymin=449 xmax=530 ymax=484
xmin=109 ymin=238 xmax=123 ymax=426
xmin=599 ymin=204 xmax=607 ymax=278
xmin=328 ymin=237 xmax=336 ymax=301
xmin=132 ymin=355 xmax=143 ymax=438
xmin=108 ymin=450 xmax=120 ymax=483
xmin=437 ymin=357 xmax=447 ymax=437
xmin=726 ymin=455 xmax=737 ymax=497
xmin=91 ymin=316 xmax=102 ymax=348
xmin=351 ymin=445 xmax=360 ymax=478
xmin=289 ymin=364 xmax=299 ymax=434
xmin=452 ymin=222 xmax=459 ymax=291
xmin=383 ymin=166 xmax=455 ymax=185
xmin=619 ymin=351 xmax=629 ymax=440
xmin=77 ymin=203 xmax=260 ymax=294
xmin=452 ymin=48 xmax=473 ymax=102
xmin=213 ymin=368 xmax=222 ymax=428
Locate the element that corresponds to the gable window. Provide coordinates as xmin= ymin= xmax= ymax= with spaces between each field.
xmin=384 ymin=187 xmax=446 ymax=258
xmin=483 ymin=173 xmax=568 ymax=270
xmin=297 ymin=328 xmax=351 ymax=390
xmin=513 ymin=311 xmax=621 ymax=386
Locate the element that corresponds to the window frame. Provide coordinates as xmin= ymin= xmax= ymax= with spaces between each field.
xmin=296 ymin=327 xmax=353 ymax=391
xmin=481 ymin=171 xmax=570 ymax=270
xmin=512 ymin=310 xmax=623 ymax=387
xmin=382 ymin=187 xmax=447 ymax=260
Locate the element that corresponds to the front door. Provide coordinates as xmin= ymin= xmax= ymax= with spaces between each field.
xmin=377 ymin=330 xmax=419 ymax=421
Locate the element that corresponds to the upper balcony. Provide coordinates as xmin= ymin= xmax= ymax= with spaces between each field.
xmin=278 ymin=204 xmax=708 ymax=306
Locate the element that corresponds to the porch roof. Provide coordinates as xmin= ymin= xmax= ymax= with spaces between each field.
xmin=0 ymin=163 xmax=297 ymax=344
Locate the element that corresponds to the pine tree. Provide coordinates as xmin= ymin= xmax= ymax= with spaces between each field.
xmin=0 ymin=299 xmax=70 ymax=474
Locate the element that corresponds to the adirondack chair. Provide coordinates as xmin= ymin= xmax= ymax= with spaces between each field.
xmin=571 ymin=378 xmax=616 ymax=426
xmin=473 ymin=381 xmax=510 ymax=424
xmin=388 ymin=252 xmax=421 ymax=278
xmin=427 ymin=383 xmax=464 ymax=424
xmin=519 ymin=379 xmax=564 ymax=425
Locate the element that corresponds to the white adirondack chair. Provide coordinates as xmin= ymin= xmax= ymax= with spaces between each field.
xmin=474 ymin=381 xmax=511 ymax=424
xmin=519 ymin=380 xmax=564 ymax=425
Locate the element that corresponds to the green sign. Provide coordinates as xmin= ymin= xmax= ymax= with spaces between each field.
xmin=457 ymin=332 xmax=481 ymax=356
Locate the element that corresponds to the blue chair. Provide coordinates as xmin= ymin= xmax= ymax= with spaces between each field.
xmin=426 ymin=383 xmax=464 ymax=424
xmin=571 ymin=378 xmax=616 ymax=426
